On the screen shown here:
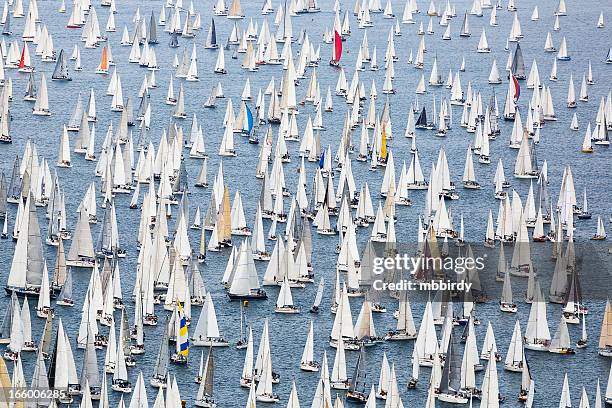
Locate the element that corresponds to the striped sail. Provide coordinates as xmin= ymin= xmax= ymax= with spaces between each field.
xmin=177 ymin=301 xmax=189 ymax=357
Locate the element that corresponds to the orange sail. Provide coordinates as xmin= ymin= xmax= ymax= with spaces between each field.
xmin=97 ymin=47 xmax=108 ymax=73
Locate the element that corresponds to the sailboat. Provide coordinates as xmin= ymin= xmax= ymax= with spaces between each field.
xmin=500 ymin=270 xmax=517 ymax=312
xmin=385 ymin=290 xmax=417 ymax=340
xmin=56 ymin=267 xmax=74 ymax=306
xmin=205 ymin=19 xmax=218 ymax=49
xmin=96 ymin=47 xmax=109 ymax=74
xmin=592 ymin=216 xmax=606 ymax=240
xmin=48 ymin=319 xmax=79 ymax=402
xmin=3 ymin=297 xmax=25 ymax=360
xmin=480 ymin=351 xmax=504 ymax=405
xmin=309 ymin=277 xmax=324 ymax=313
xmin=66 ymin=210 xmax=95 ymax=268
xmin=462 ymin=146 xmax=480 ymax=189
xmin=6 ymin=193 xmax=46 ymax=297
xmin=577 ymin=189 xmax=591 ymax=219
xmin=32 ymin=74 xmax=51 ymax=116
xmin=459 ymin=12 xmax=471 ymax=37
xmin=36 ymin=263 xmax=53 ymax=318
xmin=557 ymin=37 xmax=571 ymax=60
xmin=437 ymin=331 xmax=468 ymax=403
xmin=254 ymin=321 xmax=279 ymax=400
xmin=275 ymin=277 xmax=299 ymax=313
xmin=228 ymin=240 xmax=267 ymax=299
xmin=598 ymin=300 xmax=612 ymax=356
xmin=195 ymin=347 xmax=216 ymax=407
xmin=549 ymin=316 xmax=575 ymax=354
xmin=477 ymin=28 xmax=491 ymax=52
xmin=346 ymin=345 xmax=368 ymax=402
xmin=581 ymin=123 xmax=593 ymax=152
xmin=51 ymin=49 xmax=71 ymax=81
xmin=514 ymin=134 xmax=539 ymax=179
xmin=300 ymin=320 xmax=319 ymax=371
xmin=227 ymin=0 xmax=244 ymax=19
xmin=330 ymin=30 xmax=342 ymax=66
xmin=524 ymin=285 xmax=551 ymax=351
xmin=111 ymin=334 xmax=132 ymax=392
xmin=576 ymin=313 xmax=588 ymax=348
xmin=170 ymin=301 xmax=189 ymax=364
xmin=150 ymin=322 xmax=169 ymax=388
xmin=191 ymin=295 xmax=229 ymax=346
xmin=57 ymin=126 xmax=72 ymax=168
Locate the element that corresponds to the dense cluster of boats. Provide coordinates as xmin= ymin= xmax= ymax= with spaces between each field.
xmin=0 ymin=0 xmax=611 ymax=406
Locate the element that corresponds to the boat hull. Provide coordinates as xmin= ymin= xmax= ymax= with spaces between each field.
xmin=331 ymin=381 xmax=350 ymax=390
xmin=524 ymin=342 xmax=549 ymax=352
xmin=228 ymin=292 xmax=268 ymax=300
xmin=256 ymin=394 xmax=279 ymax=403
xmin=438 ymin=393 xmax=468 ymax=404
xmin=191 ymin=338 xmax=230 ymax=347
xmin=150 ymin=376 xmax=168 ymax=389
xmin=385 ymin=331 xmax=417 ymax=341
xmin=66 ymin=259 xmax=96 ymax=268
xmin=275 ymin=306 xmax=300 ymax=314
xmin=504 ymin=363 xmax=522 ymax=372
xmin=194 ymin=397 xmax=217 ymax=408
xmin=300 ymin=362 xmax=320 ymax=372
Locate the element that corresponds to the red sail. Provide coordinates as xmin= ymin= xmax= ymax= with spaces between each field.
xmin=333 ymin=30 xmax=342 ymax=62
xmin=18 ymin=46 xmax=25 ymax=69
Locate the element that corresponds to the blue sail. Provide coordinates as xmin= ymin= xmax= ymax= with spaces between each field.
xmin=246 ymin=105 xmax=254 ymax=133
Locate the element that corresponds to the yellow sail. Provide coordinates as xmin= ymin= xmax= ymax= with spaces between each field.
xmin=427 ymin=225 xmax=444 ymax=278
xmin=380 ymin=124 xmax=387 ymax=162
xmin=599 ymin=299 xmax=612 ymax=349
xmin=221 ymin=186 xmax=232 ymax=242
xmin=0 ymin=357 xmax=11 ymax=407
xmin=177 ymin=301 xmax=189 ymax=357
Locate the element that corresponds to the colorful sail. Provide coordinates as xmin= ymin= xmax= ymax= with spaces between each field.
xmin=246 ymin=105 xmax=254 ymax=133
xmin=101 ymin=47 xmax=108 ymax=71
xmin=332 ymin=30 xmax=342 ymax=63
xmin=18 ymin=46 xmax=25 ymax=69
xmin=511 ymin=73 xmax=520 ymax=101
xmin=381 ymin=125 xmax=387 ymax=162
xmin=178 ymin=301 xmax=189 ymax=357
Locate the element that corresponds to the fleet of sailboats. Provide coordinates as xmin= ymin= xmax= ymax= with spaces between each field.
xmin=0 ymin=0 xmax=609 ymax=406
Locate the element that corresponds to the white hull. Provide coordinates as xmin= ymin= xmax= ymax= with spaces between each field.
xmin=191 ymin=338 xmax=230 ymax=347
xmin=598 ymin=348 xmax=612 ymax=357
xmin=331 ymin=381 xmax=350 ymax=390
xmin=504 ymin=363 xmax=522 ymax=372
xmin=256 ymin=394 xmax=279 ymax=403
xmin=66 ymin=259 xmax=96 ymax=268
xmin=524 ymin=342 xmax=549 ymax=352
xmin=275 ymin=306 xmax=300 ymax=314
xmin=437 ymin=393 xmax=468 ymax=404
xmin=300 ymin=362 xmax=320 ymax=372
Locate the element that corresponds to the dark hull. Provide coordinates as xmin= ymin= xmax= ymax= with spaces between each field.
xmin=227 ymin=292 xmax=267 ymax=300
xmin=5 ymin=286 xmax=58 ymax=299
